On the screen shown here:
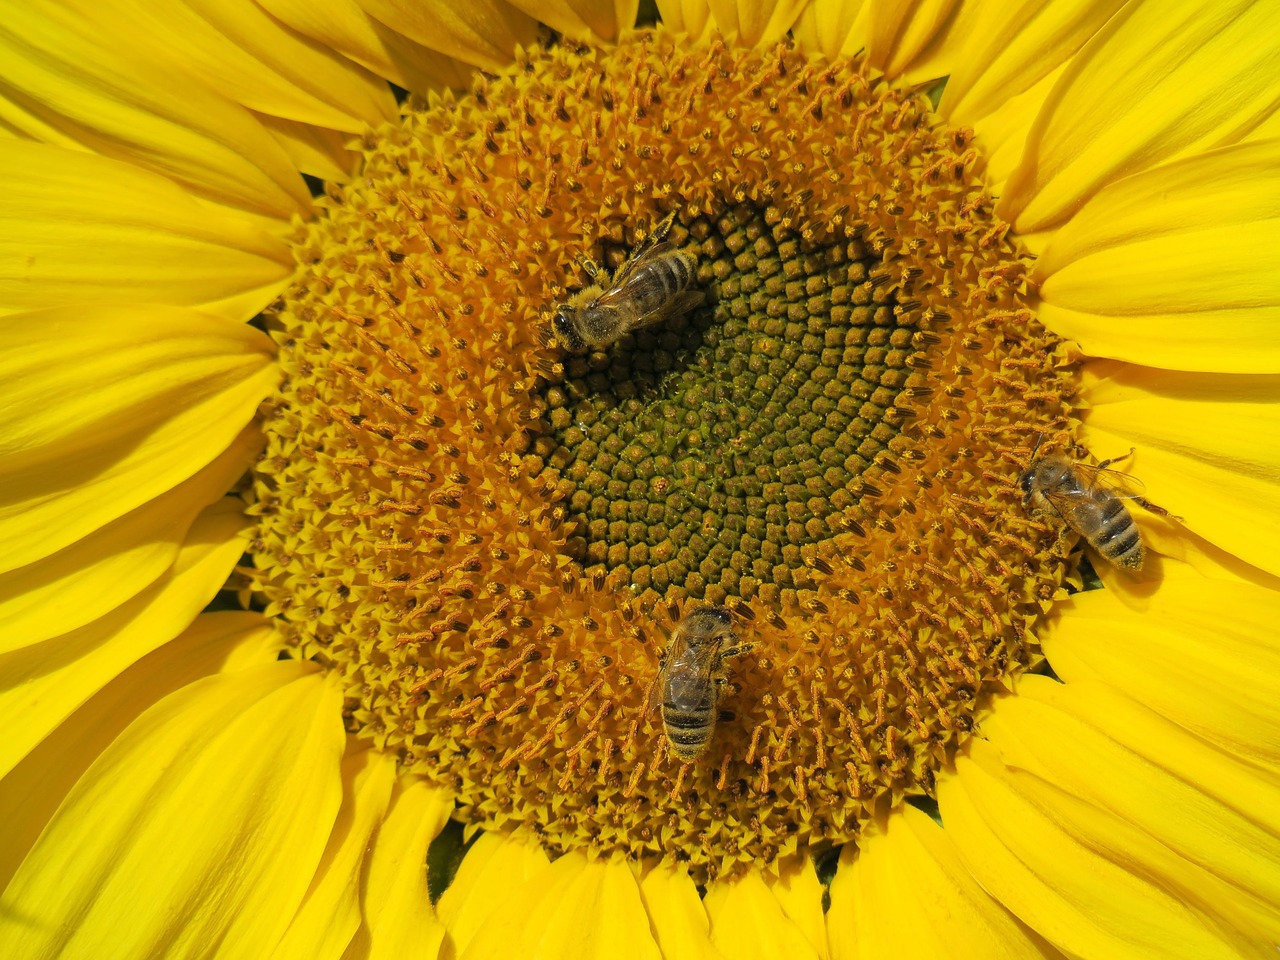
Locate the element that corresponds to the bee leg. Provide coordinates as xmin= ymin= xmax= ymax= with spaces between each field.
xmin=1049 ymin=521 xmax=1073 ymax=549
xmin=649 ymin=210 xmax=678 ymax=243
xmin=1092 ymin=448 xmax=1182 ymax=518
xmin=578 ymin=255 xmax=605 ymax=283
xmin=1129 ymin=495 xmax=1183 ymax=522
xmin=708 ymin=671 xmax=731 ymax=710
xmin=1094 ymin=447 xmax=1136 ymax=473
xmin=718 ymin=641 xmax=756 ymax=662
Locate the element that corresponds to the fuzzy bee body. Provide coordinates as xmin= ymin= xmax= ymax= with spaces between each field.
xmin=649 ymin=607 xmax=753 ymax=762
xmin=661 ymin=671 xmax=722 ymax=759
xmin=1020 ymin=450 xmax=1166 ymax=571
xmin=553 ymin=212 xmax=701 ymax=350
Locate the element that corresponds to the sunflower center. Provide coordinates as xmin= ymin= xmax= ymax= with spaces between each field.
xmin=534 ymin=201 xmax=923 ymax=608
xmin=246 ymin=28 xmax=1079 ymax=881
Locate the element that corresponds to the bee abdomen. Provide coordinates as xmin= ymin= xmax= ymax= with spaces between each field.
xmin=1092 ymin=496 xmax=1143 ymax=569
xmin=663 ymin=705 xmax=715 ymax=759
xmin=639 ymin=251 xmax=695 ymax=302
xmin=665 ymin=250 xmax=696 ymax=289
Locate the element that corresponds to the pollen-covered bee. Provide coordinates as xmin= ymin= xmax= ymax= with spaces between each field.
xmin=552 ymin=211 xmax=701 ymax=351
xmin=1020 ymin=446 xmax=1171 ymax=571
xmin=648 ymin=606 xmax=754 ymax=762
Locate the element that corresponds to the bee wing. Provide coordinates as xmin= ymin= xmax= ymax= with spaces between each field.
xmin=630 ymin=288 xmax=703 ymax=330
xmin=687 ymin=640 xmax=722 ymax=686
xmin=647 ymin=629 xmax=688 ymax=715
xmin=1037 ymin=485 xmax=1084 ymax=517
xmin=1073 ymin=462 xmax=1147 ymax=496
xmin=597 ymin=241 xmax=677 ymax=304
xmin=1039 ymin=486 xmax=1111 ymax=534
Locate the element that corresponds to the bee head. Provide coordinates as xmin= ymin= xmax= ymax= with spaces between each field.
xmin=702 ymin=606 xmax=733 ymax=625
xmin=682 ymin=606 xmax=733 ymax=641
xmin=552 ymin=307 xmax=584 ymax=351
xmin=1017 ymin=465 xmax=1037 ymax=503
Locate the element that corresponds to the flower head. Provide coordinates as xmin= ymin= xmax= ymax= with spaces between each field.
xmin=3 ymin=0 xmax=1280 ymax=956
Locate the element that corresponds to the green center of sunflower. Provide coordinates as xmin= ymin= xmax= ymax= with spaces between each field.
xmin=246 ymin=28 xmax=1080 ymax=881
xmin=533 ymin=203 xmax=934 ymax=609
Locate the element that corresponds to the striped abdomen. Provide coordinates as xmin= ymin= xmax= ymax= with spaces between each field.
xmin=1082 ymin=489 xmax=1144 ymax=570
xmin=665 ymin=696 xmax=716 ymax=762
xmin=662 ymin=686 xmax=718 ymax=761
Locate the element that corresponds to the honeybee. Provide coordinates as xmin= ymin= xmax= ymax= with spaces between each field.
xmin=1020 ymin=446 xmax=1171 ymax=571
xmin=648 ymin=606 xmax=754 ymax=762
xmin=553 ymin=211 xmax=701 ymax=350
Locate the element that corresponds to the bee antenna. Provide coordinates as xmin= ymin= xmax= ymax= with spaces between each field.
xmin=1029 ymin=432 xmax=1046 ymax=460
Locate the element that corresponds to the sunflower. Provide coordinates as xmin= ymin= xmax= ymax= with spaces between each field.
xmin=2 ymin=0 xmax=1279 ymax=956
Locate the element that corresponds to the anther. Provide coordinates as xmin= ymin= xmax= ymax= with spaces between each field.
xmin=710 ymin=754 xmax=732 ymax=792
xmin=669 ymin=764 xmax=690 ymax=801
xmin=746 ymin=725 xmax=766 ymax=766
xmin=448 ymin=697 xmax=483 ymax=720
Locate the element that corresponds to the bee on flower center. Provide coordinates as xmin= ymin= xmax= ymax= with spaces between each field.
xmin=1020 ymin=446 xmax=1173 ymax=571
xmin=552 ymin=211 xmax=702 ymax=351
xmin=649 ymin=606 xmax=754 ymax=762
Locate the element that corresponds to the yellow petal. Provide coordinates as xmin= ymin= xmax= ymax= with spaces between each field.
xmin=353 ymin=777 xmax=452 ymax=960
xmin=1044 ymin=653 xmax=1280 ymax=830
xmin=0 ymin=501 xmax=248 ymax=781
xmin=791 ymin=0 xmax=867 ymax=61
xmin=0 ymin=663 xmax=345 ymax=960
xmin=763 ymin=853 xmax=829 ymax=960
xmin=938 ymin=739 xmax=1272 ymax=958
xmin=0 ymin=140 xmax=292 ymax=320
xmin=0 ymin=3 xmax=310 ymax=218
xmin=259 ymin=112 xmax=362 ymax=182
xmin=270 ymin=750 xmax=398 ymax=960
xmin=0 ymin=611 xmax=279 ymax=890
xmin=970 ymin=65 xmax=1064 ymax=203
xmin=636 ymin=860 xmax=725 ymax=960
xmin=437 ymin=830 xmax=552 ymax=957
xmin=985 ymin=675 xmax=1280 ymax=940
xmin=1080 ymin=360 xmax=1280 ymax=579
xmin=0 ymin=426 xmax=258 ymax=650
xmin=1043 ymin=574 xmax=1280 ymax=776
xmin=505 ymin=0 xmax=638 ymax=42
xmin=355 ymin=0 xmax=539 ymax=72
xmin=656 ymin=0 xmax=714 ymax=40
xmin=63 ymin=0 xmax=398 ymax=132
xmin=704 ymin=868 xmax=821 ymax=960
xmin=458 ymin=850 xmax=660 ymax=960
xmin=1033 ymin=140 xmax=1280 ymax=373
xmin=1247 ymin=103 xmax=1280 ymax=141
xmin=793 ymin=0 xmax=972 ymax=81
xmin=864 ymin=0 xmax=960 ymax=80
xmin=0 ymin=304 xmax=277 ymax=573
xmin=258 ymin=0 xmax=475 ymax=94
xmin=704 ymin=0 xmax=808 ymax=46
xmin=827 ymin=806 xmax=1053 ymax=960
xmin=1035 ymin=139 xmax=1280 ymax=279
xmin=1000 ymin=0 xmax=1280 ymax=235
xmin=940 ymin=1 xmax=1127 ymax=126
